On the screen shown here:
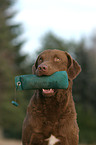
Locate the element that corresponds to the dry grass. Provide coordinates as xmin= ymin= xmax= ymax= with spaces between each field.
xmin=0 ymin=139 xmax=96 ymax=145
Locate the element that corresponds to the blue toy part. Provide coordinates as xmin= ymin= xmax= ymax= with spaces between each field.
xmin=12 ymin=101 xmax=19 ymax=107
xmin=15 ymin=71 xmax=69 ymax=91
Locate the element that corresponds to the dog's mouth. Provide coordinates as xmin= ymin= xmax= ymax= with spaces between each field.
xmin=42 ymin=89 xmax=56 ymax=97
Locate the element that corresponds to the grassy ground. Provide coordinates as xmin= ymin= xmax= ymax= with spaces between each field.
xmin=0 ymin=139 xmax=96 ymax=145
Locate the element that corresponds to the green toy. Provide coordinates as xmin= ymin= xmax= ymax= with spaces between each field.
xmin=12 ymin=71 xmax=69 ymax=106
xmin=15 ymin=71 xmax=69 ymax=91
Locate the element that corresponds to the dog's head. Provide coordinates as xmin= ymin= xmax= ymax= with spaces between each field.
xmin=32 ymin=49 xmax=81 ymax=97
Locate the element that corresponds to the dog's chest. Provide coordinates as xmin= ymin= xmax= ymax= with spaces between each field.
xmin=41 ymin=99 xmax=60 ymax=119
xmin=45 ymin=134 xmax=60 ymax=145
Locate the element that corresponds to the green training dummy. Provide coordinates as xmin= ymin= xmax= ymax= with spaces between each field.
xmin=15 ymin=71 xmax=69 ymax=91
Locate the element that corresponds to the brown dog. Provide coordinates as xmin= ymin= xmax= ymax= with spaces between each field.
xmin=22 ymin=49 xmax=81 ymax=145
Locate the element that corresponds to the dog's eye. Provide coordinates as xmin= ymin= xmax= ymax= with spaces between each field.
xmin=54 ymin=57 xmax=61 ymax=62
xmin=39 ymin=57 xmax=43 ymax=62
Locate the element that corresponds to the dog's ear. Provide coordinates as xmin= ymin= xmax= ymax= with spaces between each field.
xmin=32 ymin=57 xmax=38 ymax=74
xmin=32 ymin=64 xmax=36 ymax=74
xmin=65 ymin=52 xmax=81 ymax=80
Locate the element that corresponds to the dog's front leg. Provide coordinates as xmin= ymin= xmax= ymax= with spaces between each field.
xmin=29 ymin=132 xmax=47 ymax=145
xmin=55 ymin=136 xmax=69 ymax=145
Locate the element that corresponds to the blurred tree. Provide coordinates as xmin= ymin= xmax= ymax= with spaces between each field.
xmin=0 ymin=0 xmax=30 ymax=139
xmin=39 ymin=32 xmax=67 ymax=51
xmin=73 ymin=39 xmax=90 ymax=104
xmin=36 ymin=31 xmax=79 ymax=60
xmin=73 ymin=38 xmax=96 ymax=108
xmin=88 ymin=34 xmax=96 ymax=108
xmin=72 ymin=39 xmax=96 ymax=143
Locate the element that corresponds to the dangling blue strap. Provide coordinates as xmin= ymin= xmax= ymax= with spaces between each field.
xmin=11 ymin=101 xmax=19 ymax=107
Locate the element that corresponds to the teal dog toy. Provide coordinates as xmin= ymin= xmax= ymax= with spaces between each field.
xmin=15 ymin=71 xmax=69 ymax=90
xmin=12 ymin=71 xmax=69 ymax=106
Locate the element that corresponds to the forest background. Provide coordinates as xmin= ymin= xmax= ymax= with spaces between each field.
xmin=0 ymin=0 xmax=96 ymax=144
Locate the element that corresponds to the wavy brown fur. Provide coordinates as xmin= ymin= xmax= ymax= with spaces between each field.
xmin=22 ymin=49 xmax=81 ymax=145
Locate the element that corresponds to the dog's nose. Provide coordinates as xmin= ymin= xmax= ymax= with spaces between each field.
xmin=38 ymin=64 xmax=48 ymax=73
